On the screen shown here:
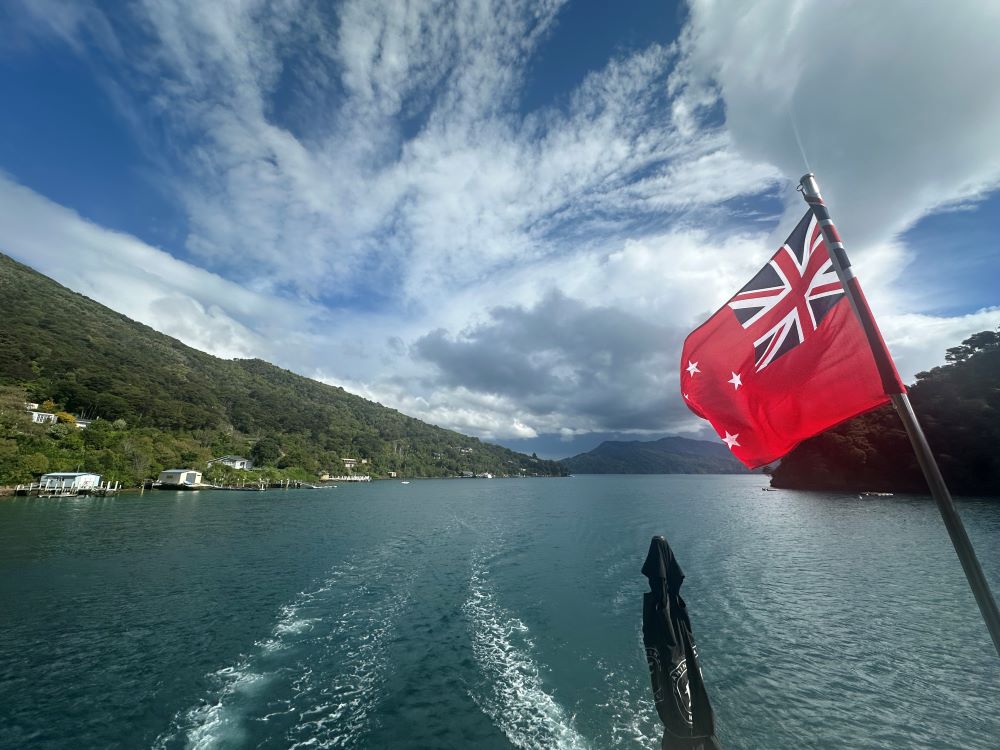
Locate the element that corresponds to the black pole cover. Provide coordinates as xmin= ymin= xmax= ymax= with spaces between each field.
xmin=642 ymin=535 xmax=722 ymax=750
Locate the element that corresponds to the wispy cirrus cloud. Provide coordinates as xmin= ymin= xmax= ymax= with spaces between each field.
xmin=108 ymin=0 xmax=779 ymax=303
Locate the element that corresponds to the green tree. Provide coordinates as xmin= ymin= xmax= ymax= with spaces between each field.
xmin=0 ymin=386 xmax=29 ymax=427
xmin=0 ymin=439 xmax=19 ymax=483
xmin=773 ymin=329 xmax=1000 ymax=494
xmin=945 ymin=329 xmax=999 ymax=363
xmin=83 ymin=419 xmax=115 ymax=449
xmin=23 ymin=452 xmax=49 ymax=476
xmin=251 ymin=435 xmax=282 ymax=466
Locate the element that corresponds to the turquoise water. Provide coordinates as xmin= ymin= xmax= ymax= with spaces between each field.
xmin=1 ymin=475 xmax=999 ymax=749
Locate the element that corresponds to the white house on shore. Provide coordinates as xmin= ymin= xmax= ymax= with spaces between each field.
xmin=40 ymin=472 xmax=101 ymax=491
xmin=26 ymin=409 xmax=95 ymax=428
xmin=157 ymin=469 xmax=203 ymax=487
xmin=208 ymin=455 xmax=253 ymax=470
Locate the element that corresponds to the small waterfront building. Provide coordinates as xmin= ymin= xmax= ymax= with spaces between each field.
xmin=342 ymin=458 xmax=358 ymax=469
xmin=208 ymin=455 xmax=253 ymax=470
xmin=74 ymin=417 xmax=95 ymax=429
xmin=39 ymin=472 xmax=101 ymax=491
xmin=158 ymin=469 xmax=203 ymax=486
xmin=29 ymin=411 xmax=57 ymax=424
xmin=25 ymin=402 xmax=39 ymax=410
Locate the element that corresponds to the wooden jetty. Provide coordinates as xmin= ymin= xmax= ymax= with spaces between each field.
xmin=15 ymin=479 xmax=122 ymax=498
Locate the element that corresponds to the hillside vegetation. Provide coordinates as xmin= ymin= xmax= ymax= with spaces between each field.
xmin=0 ymin=254 xmax=566 ymax=484
xmin=562 ymin=436 xmax=751 ymax=474
xmin=771 ymin=329 xmax=1000 ymax=495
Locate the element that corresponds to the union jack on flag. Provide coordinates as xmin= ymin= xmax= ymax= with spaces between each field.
xmin=727 ymin=213 xmax=845 ymax=372
xmin=680 ymin=207 xmax=902 ymax=468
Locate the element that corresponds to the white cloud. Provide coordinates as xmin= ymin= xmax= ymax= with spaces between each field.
xmin=881 ymin=308 xmax=1000 ymax=380
xmin=2 ymin=0 xmax=999 ymax=447
xmin=0 ymin=174 xmax=295 ymax=359
xmin=1 ymin=0 xmax=122 ymax=58
xmin=678 ymin=0 xmax=1000 ymax=249
xmin=108 ymin=0 xmax=779 ymax=307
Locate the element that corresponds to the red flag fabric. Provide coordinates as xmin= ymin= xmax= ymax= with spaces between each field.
xmin=680 ymin=209 xmax=904 ymax=468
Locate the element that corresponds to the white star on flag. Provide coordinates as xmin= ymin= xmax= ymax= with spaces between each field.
xmin=722 ymin=432 xmax=740 ymax=450
xmin=686 ymin=360 xmax=700 ymax=376
xmin=728 ymin=372 xmax=742 ymax=390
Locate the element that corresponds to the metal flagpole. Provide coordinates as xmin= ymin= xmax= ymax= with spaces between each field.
xmin=799 ymin=172 xmax=1000 ymax=658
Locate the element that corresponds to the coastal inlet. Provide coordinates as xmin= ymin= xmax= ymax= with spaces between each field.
xmin=1 ymin=475 xmax=999 ymax=749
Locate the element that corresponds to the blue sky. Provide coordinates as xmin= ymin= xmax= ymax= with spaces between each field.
xmin=1 ymin=0 xmax=999 ymax=458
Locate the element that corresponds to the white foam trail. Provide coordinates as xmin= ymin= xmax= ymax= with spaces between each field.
xmin=285 ymin=587 xmax=407 ymax=750
xmin=594 ymin=547 xmax=639 ymax=616
xmin=154 ymin=551 xmax=410 ymax=750
xmin=595 ymin=638 xmax=662 ymax=749
xmin=611 ymin=582 xmax=633 ymax=616
xmin=463 ymin=553 xmax=590 ymax=750
xmin=152 ymin=569 xmax=350 ymax=750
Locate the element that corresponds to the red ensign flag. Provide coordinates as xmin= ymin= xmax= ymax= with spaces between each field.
xmin=680 ymin=210 xmax=904 ymax=468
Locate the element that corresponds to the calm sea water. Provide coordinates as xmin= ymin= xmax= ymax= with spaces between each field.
xmin=1 ymin=475 xmax=999 ymax=749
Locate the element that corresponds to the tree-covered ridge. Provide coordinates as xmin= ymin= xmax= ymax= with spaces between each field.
xmin=771 ymin=329 xmax=1000 ymax=495
xmin=562 ymin=436 xmax=751 ymax=474
xmin=0 ymin=254 xmax=567 ymax=483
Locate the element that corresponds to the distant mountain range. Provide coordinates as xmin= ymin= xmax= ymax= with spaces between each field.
xmin=561 ymin=436 xmax=751 ymax=474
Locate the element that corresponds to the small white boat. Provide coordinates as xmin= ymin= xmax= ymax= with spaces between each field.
xmin=400 ymin=481 xmax=410 ymax=485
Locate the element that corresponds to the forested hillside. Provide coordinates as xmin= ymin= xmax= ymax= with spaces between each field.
xmin=771 ymin=329 xmax=1000 ymax=495
xmin=562 ymin=436 xmax=751 ymax=474
xmin=0 ymin=254 xmax=567 ymax=484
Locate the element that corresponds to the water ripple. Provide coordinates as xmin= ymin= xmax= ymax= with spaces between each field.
xmin=153 ymin=544 xmax=415 ymax=750
xmin=463 ymin=547 xmax=589 ymax=750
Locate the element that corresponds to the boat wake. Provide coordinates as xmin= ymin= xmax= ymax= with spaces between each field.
xmin=595 ymin=638 xmax=662 ymax=749
xmin=463 ymin=550 xmax=589 ymax=750
xmin=153 ymin=544 xmax=414 ymax=750
xmin=601 ymin=548 xmax=639 ymax=616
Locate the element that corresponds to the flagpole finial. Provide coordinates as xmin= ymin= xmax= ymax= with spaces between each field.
xmin=799 ymin=173 xmax=822 ymax=202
